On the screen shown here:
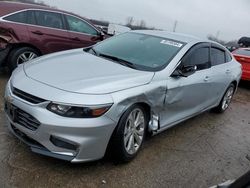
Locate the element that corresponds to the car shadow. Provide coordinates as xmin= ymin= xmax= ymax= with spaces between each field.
xmin=239 ymin=80 xmax=250 ymax=90
xmin=0 ymin=67 xmax=10 ymax=78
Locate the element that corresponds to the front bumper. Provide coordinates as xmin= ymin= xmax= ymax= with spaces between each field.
xmin=4 ymin=82 xmax=117 ymax=163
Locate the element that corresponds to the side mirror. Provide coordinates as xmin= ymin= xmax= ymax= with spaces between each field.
xmin=171 ymin=65 xmax=197 ymax=78
xmin=98 ymin=31 xmax=105 ymax=41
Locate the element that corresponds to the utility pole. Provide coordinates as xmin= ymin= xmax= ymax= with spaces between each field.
xmin=173 ymin=20 xmax=178 ymax=32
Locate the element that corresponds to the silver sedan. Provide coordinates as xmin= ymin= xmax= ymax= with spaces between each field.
xmin=4 ymin=30 xmax=242 ymax=163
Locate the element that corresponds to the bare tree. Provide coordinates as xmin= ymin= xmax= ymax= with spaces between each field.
xmin=138 ymin=20 xmax=146 ymax=28
xmin=126 ymin=16 xmax=134 ymax=26
xmin=207 ymin=34 xmax=238 ymax=47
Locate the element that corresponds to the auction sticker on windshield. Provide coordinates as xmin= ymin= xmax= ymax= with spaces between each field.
xmin=160 ymin=40 xmax=183 ymax=47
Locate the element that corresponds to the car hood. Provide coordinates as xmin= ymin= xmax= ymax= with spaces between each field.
xmin=24 ymin=49 xmax=155 ymax=95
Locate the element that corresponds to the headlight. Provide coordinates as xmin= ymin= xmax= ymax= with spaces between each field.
xmin=47 ymin=103 xmax=112 ymax=118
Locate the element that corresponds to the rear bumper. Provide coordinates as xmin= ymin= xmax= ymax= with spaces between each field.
xmin=242 ymin=70 xmax=250 ymax=81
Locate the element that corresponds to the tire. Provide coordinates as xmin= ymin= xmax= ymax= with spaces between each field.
xmin=212 ymin=83 xmax=235 ymax=113
xmin=111 ymin=104 xmax=148 ymax=162
xmin=8 ymin=47 xmax=39 ymax=72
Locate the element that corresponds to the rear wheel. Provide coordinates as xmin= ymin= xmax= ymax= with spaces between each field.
xmin=111 ymin=105 xmax=148 ymax=162
xmin=8 ymin=47 xmax=39 ymax=72
xmin=213 ymin=83 xmax=235 ymax=113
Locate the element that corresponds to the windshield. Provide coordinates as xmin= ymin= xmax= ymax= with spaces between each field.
xmin=92 ymin=32 xmax=185 ymax=71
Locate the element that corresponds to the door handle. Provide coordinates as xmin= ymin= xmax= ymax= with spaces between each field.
xmin=31 ymin=31 xmax=43 ymax=35
xmin=204 ymin=76 xmax=210 ymax=82
xmin=226 ymin=70 xmax=231 ymax=74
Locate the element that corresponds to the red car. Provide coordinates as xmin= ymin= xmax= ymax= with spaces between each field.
xmin=232 ymin=48 xmax=250 ymax=81
xmin=0 ymin=1 xmax=104 ymax=71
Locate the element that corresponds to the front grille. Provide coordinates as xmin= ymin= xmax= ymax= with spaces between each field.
xmin=15 ymin=107 xmax=41 ymax=131
xmin=6 ymin=102 xmax=41 ymax=131
xmin=11 ymin=124 xmax=46 ymax=149
xmin=13 ymin=87 xmax=46 ymax=104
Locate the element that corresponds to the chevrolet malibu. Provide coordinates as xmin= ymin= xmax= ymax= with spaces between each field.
xmin=4 ymin=31 xmax=242 ymax=163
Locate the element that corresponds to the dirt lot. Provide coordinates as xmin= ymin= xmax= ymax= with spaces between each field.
xmin=0 ymin=69 xmax=249 ymax=188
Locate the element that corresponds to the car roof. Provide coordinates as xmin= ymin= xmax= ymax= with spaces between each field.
xmin=0 ymin=1 xmax=86 ymax=20
xmin=232 ymin=48 xmax=250 ymax=56
xmin=0 ymin=1 xmax=50 ymax=16
xmin=237 ymin=48 xmax=250 ymax=50
xmin=132 ymin=30 xmax=210 ymax=44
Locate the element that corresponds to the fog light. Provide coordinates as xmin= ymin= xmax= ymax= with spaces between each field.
xmin=50 ymin=136 xmax=78 ymax=151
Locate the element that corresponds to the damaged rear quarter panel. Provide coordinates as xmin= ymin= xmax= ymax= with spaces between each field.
xmin=0 ymin=24 xmax=15 ymax=42
xmin=0 ymin=27 xmax=11 ymax=49
xmin=0 ymin=21 xmax=30 ymax=45
xmin=0 ymin=37 xmax=8 ymax=49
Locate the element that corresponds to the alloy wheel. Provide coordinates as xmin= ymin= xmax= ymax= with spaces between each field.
xmin=222 ymin=86 xmax=234 ymax=110
xmin=17 ymin=51 xmax=38 ymax=66
xmin=124 ymin=108 xmax=145 ymax=155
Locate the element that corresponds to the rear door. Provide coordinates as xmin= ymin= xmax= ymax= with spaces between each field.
xmin=64 ymin=14 xmax=101 ymax=48
xmin=209 ymin=45 xmax=234 ymax=105
xmin=27 ymin=10 xmax=72 ymax=54
xmin=161 ymin=43 xmax=212 ymax=128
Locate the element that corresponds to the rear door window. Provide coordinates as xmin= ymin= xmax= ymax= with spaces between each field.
xmin=34 ymin=10 xmax=64 ymax=29
xmin=182 ymin=46 xmax=210 ymax=70
xmin=65 ymin=15 xmax=98 ymax=36
xmin=211 ymin=47 xmax=226 ymax=66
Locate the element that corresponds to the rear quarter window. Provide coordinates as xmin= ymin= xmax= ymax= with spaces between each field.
xmin=3 ymin=11 xmax=27 ymax=23
xmin=3 ymin=10 xmax=36 ymax=25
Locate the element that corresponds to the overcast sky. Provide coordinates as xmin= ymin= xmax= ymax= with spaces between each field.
xmin=42 ymin=0 xmax=250 ymax=41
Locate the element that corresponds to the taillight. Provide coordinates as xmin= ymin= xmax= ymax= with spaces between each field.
xmin=0 ymin=38 xmax=7 ymax=49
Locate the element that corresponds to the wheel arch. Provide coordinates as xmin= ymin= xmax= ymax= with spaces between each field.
xmin=113 ymin=102 xmax=153 ymax=136
xmin=231 ymin=80 xmax=238 ymax=93
xmin=8 ymin=43 xmax=42 ymax=56
xmin=105 ymin=102 xmax=153 ymax=161
xmin=133 ymin=102 xmax=151 ymax=120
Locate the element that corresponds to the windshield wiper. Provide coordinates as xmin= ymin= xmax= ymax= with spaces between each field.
xmin=89 ymin=48 xmax=99 ymax=56
xmin=84 ymin=47 xmax=99 ymax=56
xmin=98 ymin=53 xmax=137 ymax=69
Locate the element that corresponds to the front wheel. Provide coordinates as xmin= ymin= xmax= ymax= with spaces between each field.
xmin=213 ymin=83 xmax=235 ymax=113
xmin=8 ymin=47 xmax=39 ymax=72
xmin=111 ymin=105 xmax=148 ymax=162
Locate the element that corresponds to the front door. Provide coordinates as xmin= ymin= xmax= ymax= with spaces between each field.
xmin=161 ymin=43 xmax=212 ymax=128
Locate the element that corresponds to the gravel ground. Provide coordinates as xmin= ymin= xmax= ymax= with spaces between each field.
xmin=0 ymin=69 xmax=250 ymax=188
